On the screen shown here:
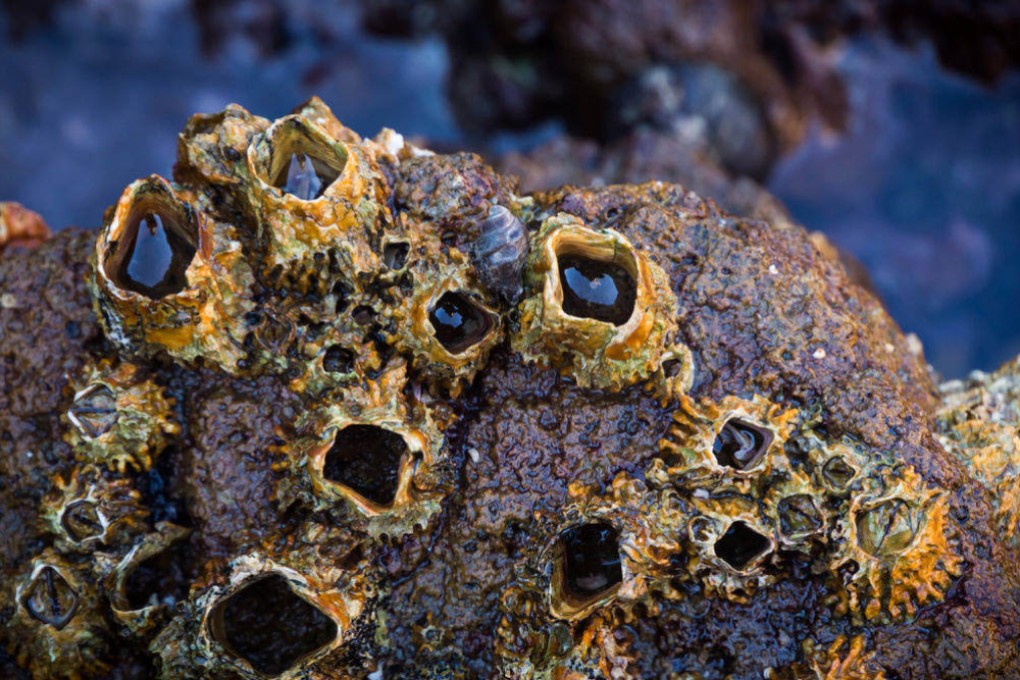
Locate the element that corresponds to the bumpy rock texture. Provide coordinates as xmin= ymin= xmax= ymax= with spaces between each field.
xmin=2 ymin=98 xmax=1019 ymax=679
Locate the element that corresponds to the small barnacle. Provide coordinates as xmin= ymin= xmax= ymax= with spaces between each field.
xmin=244 ymin=98 xmax=392 ymax=294
xmin=40 ymin=465 xmax=149 ymax=551
xmin=282 ymin=363 xmax=450 ymax=537
xmin=174 ymin=103 xmax=270 ymax=191
xmin=152 ymin=551 xmax=377 ymax=679
xmin=89 ymin=174 xmax=254 ymax=370
xmin=5 ymin=550 xmax=112 ymax=680
xmin=514 ymin=213 xmax=690 ymax=394
xmin=0 ymin=201 xmax=51 ymax=251
xmin=829 ymin=459 xmax=964 ymax=623
xmin=471 ymin=204 xmax=530 ymax=304
xmin=391 ymin=248 xmax=503 ymax=395
xmin=63 ymin=359 xmax=180 ymax=473
xmin=98 ymin=522 xmax=193 ymax=636
xmin=655 ymin=394 xmax=798 ymax=493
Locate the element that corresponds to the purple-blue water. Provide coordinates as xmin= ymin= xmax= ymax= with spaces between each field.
xmin=2 ymin=2 xmax=1019 ymax=379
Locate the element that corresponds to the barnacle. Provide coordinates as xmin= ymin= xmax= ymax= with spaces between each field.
xmin=90 ymin=175 xmax=255 ymax=371
xmin=281 ymin=363 xmax=450 ymax=537
xmin=1 ymin=98 xmax=1015 ymax=678
xmin=153 ymin=550 xmax=378 ymax=679
xmin=39 ymin=465 xmax=149 ymax=551
xmin=513 ymin=212 xmax=691 ymax=394
xmin=3 ymin=550 xmax=112 ymax=680
xmin=63 ymin=358 xmax=180 ymax=473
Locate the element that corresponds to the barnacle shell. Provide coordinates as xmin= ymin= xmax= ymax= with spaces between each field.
xmin=282 ymin=363 xmax=450 ymax=537
xmin=392 ymin=247 xmax=503 ymax=395
xmin=152 ymin=551 xmax=377 ymax=679
xmin=63 ymin=358 xmax=180 ymax=473
xmin=90 ymin=174 xmax=254 ymax=370
xmin=4 ymin=550 xmax=111 ymax=680
xmin=39 ymin=465 xmax=149 ymax=551
xmin=514 ymin=212 xmax=691 ymax=394
xmin=0 ymin=201 xmax=50 ymax=250
xmin=245 ymin=98 xmax=390 ymax=293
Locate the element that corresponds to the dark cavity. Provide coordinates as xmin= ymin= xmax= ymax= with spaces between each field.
xmin=558 ymin=254 xmax=636 ymax=325
xmin=323 ymin=424 xmax=407 ymax=506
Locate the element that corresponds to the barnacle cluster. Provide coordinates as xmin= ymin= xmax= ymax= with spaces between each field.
xmin=1 ymin=99 xmax=1019 ymax=679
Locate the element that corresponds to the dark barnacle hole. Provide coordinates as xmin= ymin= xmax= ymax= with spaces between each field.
xmin=322 ymin=345 xmax=355 ymax=374
xmin=124 ymin=540 xmax=192 ymax=610
xmin=822 ymin=456 xmax=856 ymax=490
xmin=714 ymin=521 xmax=771 ymax=570
xmin=558 ymin=523 xmax=623 ymax=602
xmin=471 ymin=205 xmax=529 ymax=303
xmin=429 ymin=291 xmax=493 ymax=355
xmin=712 ymin=419 xmax=773 ymax=470
xmin=272 ymin=152 xmax=338 ymax=201
xmin=61 ymin=500 xmax=103 ymax=543
xmin=21 ymin=566 xmax=79 ymax=630
xmin=68 ymin=384 xmax=118 ymax=438
xmin=109 ymin=202 xmax=197 ymax=300
xmin=323 ymin=424 xmax=407 ymax=507
xmin=209 ymin=574 xmax=337 ymax=676
xmin=352 ymin=305 xmax=376 ymax=326
xmin=557 ymin=254 xmax=636 ymax=326
xmin=383 ymin=241 xmax=410 ymax=269
xmin=777 ymin=495 xmax=822 ymax=539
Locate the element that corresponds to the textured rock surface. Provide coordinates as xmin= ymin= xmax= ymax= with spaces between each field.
xmin=1 ymin=99 xmax=1019 ymax=678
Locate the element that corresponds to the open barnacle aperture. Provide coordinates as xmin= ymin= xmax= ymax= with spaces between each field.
xmin=550 ymin=522 xmax=624 ymax=620
xmin=514 ymin=212 xmax=689 ymax=393
xmin=322 ymin=423 xmax=409 ymax=508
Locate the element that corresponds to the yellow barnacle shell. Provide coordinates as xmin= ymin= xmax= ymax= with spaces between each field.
xmin=63 ymin=358 xmax=180 ymax=473
xmin=514 ymin=213 xmax=690 ymax=394
xmin=39 ymin=465 xmax=149 ymax=552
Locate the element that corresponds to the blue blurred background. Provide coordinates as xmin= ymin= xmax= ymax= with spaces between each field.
xmin=1 ymin=0 xmax=1018 ymax=378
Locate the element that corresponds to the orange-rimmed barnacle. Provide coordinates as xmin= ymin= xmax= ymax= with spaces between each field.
xmin=40 ymin=465 xmax=149 ymax=552
xmin=513 ymin=212 xmax=690 ymax=394
xmin=0 ymin=201 xmax=51 ymax=251
xmin=152 ymin=551 xmax=378 ymax=679
xmin=4 ymin=549 xmax=112 ymax=680
xmin=392 ymin=248 xmax=503 ymax=395
xmin=90 ymin=174 xmax=254 ymax=371
xmin=97 ymin=522 xmax=193 ymax=636
xmin=654 ymin=394 xmax=798 ymax=494
xmin=763 ymin=480 xmax=826 ymax=551
xmin=174 ymin=103 xmax=270 ymax=193
xmin=283 ymin=363 xmax=450 ymax=537
xmin=244 ymin=98 xmax=391 ymax=294
xmin=63 ymin=358 xmax=180 ymax=473
xmin=828 ymin=459 xmax=964 ymax=623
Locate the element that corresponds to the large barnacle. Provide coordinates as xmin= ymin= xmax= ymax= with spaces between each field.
xmin=514 ymin=213 xmax=691 ymax=393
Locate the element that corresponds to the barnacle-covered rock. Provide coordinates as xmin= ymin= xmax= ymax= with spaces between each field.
xmin=4 ymin=99 xmax=1020 ymax=679
xmin=514 ymin=212 xmax=692 ymax=394
xmin=63 ymin=358 xmax=180 ymax=472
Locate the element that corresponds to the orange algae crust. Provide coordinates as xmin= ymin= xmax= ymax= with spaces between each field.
xmin=1 ymin=98 xmax=1019 ymax=679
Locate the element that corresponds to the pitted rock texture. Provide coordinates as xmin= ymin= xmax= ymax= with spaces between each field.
xmin=1 ymin=98 xmax=1018 ymax=679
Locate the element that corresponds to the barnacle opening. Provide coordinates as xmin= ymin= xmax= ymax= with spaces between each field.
xmin=714 ymin=521 xmax=772 ymax=571
xmin=323 ymin=424 xmax=408 ymax=507
xmin=209 ymin=573 xmax=338 ymax=676
xmin=383 ymin=241 xmax=410 ymax=269
xmin=428 ymin=291 xmax=496 ymax=355
xmin=21 ymin=566 xmax=79 ymax=630
xmin=713 ymin=418 xmax=773 ymax=471
xmin=856 ymin=499 xmax=919 ymax=557
xmin=122 ymin=539 xmax=192 ymax=611
xmin=67 ymin=383 xmax=118 ymax=438
xmin=822 ymin=455 xmax=857 ymax=490
xmin=61 ymin=500 xmax=103 ymax=543
xmin=260 ymin=119 xmax=347 ymax=201
xmin=552 ymin=523 xmax=623 ymax=616
xmin=322 ymin=345 xmax=355 ymax=374
xmin=104 ymin=187 xmax=198 ymax=300
xmin=777 ymin=495 xmax=823 ymax=540
xmin=554 ymin=250 xmax=637 ymax=326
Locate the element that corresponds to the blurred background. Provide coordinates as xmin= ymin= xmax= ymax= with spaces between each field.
xmin=1 ymin=0 xmax=1018 ymax=379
